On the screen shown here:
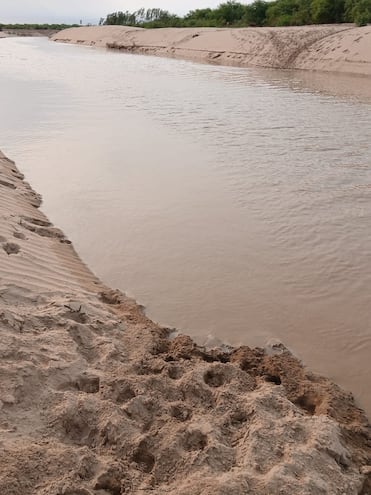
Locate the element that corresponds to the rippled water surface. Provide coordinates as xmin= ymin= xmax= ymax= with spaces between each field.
xmin=1 ymin=37 xmax=371 ymax=414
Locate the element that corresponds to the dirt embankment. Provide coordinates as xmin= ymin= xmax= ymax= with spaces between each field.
xmin=52 ymin=24 xmax=371 ymax=76
xmin=0 ymin=149 xmax=371 ymax=493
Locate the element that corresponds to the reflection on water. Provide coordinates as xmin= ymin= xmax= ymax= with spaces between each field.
xmin=1 ymin=37 xmax=371 ymax=415
xmin=249 ymin=67 xmax=371 ymax=102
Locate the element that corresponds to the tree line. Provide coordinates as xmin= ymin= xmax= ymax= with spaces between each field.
xmin=0 ymin=24 xmax=79 ymax=31
xmin=102 ymin=0 xmax=371 ymax=28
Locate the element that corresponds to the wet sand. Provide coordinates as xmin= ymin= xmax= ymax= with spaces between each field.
xmin=0 ymin=150 xmax=370 ymax=492
xmin=52 ymin=24 xmax=371 ymax=76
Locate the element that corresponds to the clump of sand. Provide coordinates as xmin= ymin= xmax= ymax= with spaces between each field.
xmin=0 ymin=150 xmax=370 ymax=493
xmin=52 ymin=24 xmax=371 ymax=76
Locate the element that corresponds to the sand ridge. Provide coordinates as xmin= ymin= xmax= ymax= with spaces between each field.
xmin=0 ymin=149 xmax=371 ymax=493
xmin=52 ymin=24 xmax=371 ymax=76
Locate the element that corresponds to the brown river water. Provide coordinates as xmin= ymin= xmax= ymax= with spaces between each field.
xmin=1 ymin=37 xmax=371 ymax=415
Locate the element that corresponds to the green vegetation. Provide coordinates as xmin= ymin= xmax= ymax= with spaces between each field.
xmin=345 ymin=0 xmax=371 ymax=25
xmin=102 ymin=0 xmax=371 ymax=28
xmin=102 ymin=9 xmax=182 ymax=27
xmin=0 ymin=23 xmax=79 ymax=31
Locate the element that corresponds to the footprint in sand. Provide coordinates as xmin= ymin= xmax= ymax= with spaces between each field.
xmin=13 ymin=231 xmax=26 ymax=240
xmin=2 ymin=242 xmax=21 ymax=255
xmin=0 ymin=178 xmax=16 ymax=189
xmin=20 ymin=215 xmax=68 ymax=241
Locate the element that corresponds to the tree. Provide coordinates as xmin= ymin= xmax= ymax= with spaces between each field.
xmin=214 ymin=1 xmax=246 ymax=25
xmin=243 ymin=1 xmax=270 ymax=26
xmin=101 ymin=0 xmax=361 ymax=28
xmin=311 ymin=0 xmax=345 ymax=23
xmin=267 ymin=0 xmax=300 ymax=25
xmin=184 ymin=8 xmax=217 ymax=27
xmin=347 ymin=0 xmax=371 ymax=24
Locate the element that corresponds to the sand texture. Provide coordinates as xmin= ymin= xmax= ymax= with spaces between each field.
xmin=1 ymin=149 xmax=371 ymax=493
xmin=52 ymin=24 xmax=371 ymax=76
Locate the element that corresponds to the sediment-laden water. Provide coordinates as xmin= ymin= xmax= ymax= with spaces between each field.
xmin=1 ymin=36 xmax=370 ymax=414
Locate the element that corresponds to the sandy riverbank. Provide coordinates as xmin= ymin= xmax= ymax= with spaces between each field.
xmin=52 ymin=24 xmax=371 ymax=76
xmin=0 ymin=149 xmax=371 ymax=493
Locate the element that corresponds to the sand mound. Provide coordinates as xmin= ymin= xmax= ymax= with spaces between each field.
xmin=52 ymin=24 xmax=371 ymax=76
xmin=0 ymin=150 xmax=371 ymax=494
xmin=294 ymin=25 xmax=371 ymax=74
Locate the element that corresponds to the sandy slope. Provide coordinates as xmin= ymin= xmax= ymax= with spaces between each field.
xmin=52 ymin=24 xmax=371 ymax=75
xmin=0 ymin=150 xmax=371 ymax=493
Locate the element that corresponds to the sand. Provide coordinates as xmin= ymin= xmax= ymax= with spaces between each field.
xmin=1 ymin=149 xmax=371 ymax=493
xmin=52 ymin=24 xmax=371 ymax=76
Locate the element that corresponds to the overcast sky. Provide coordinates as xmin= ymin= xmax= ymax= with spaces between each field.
xmin=1 ymin=0 xmax=232 ymax=24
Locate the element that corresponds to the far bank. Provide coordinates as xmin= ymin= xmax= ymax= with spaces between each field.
xmin=52 ymin=24 xmax=371 ymax=76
